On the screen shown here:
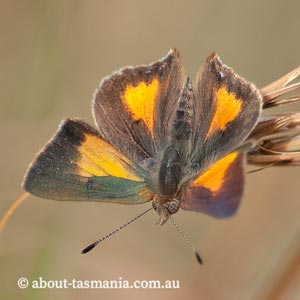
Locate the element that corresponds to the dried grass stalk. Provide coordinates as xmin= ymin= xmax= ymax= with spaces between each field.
xmin=246 ymin=66 xmax=300 ymax=166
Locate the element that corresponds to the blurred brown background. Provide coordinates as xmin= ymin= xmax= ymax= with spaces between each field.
xmin=1 ymin=1 xmax=300 ymax=299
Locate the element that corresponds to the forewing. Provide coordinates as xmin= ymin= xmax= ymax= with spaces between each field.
xmin=180 ymin=152 xmax=244 ymax=218
xmin=22 ymin=119 xmax=154 ymax=203
xmin=191 ymin=53 xmax=262 ymax=174
xmin=93 ymin=49 xmax=184 ymax=167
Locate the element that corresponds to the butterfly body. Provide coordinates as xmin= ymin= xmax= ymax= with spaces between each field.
xmin=23 ymin=49 xmax=262 ymax=225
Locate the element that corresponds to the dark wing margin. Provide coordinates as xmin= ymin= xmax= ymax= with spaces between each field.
xmin=181 ymin=152 xmax=244 ymax=218
xmin=92 ymin=49 xmax=184 ymax=167
xmin=22 ymin=119 xmax=153 ymax=204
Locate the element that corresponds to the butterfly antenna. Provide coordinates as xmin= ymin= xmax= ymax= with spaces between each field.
xmin=0 ymin=192 xmax=30 ymax=234
xmin=169 ymin=216 xmax=203 ymax=265
xmin=82 ymin=206 xmax=153 ymax=254
xmin=247 ymin=162 xmax=278 ymax=174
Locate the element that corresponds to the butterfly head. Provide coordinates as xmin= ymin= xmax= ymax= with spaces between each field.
xmin=152 ymin=195 xmax=180 ymax=225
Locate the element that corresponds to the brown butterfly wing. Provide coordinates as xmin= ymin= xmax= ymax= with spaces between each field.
xmin=93 ymin=49 xmax=184 ymax=168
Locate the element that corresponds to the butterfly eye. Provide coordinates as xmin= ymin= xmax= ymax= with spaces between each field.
xmin=152 ymin=200 xmax=159 ymax=210
xmin=165 ymin=199 xmax=180 ymax=215
xmin=151 ymin=197 xmax=179 ymax=215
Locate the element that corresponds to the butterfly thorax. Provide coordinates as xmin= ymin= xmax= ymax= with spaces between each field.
xmin=152 ymin=195 xmax=180 ymax=225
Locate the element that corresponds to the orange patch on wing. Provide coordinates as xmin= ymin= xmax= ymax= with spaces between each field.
xmin=76 ymin=134 xmax=142 ymax=181
xmin=206 ymin=87 xmax=242 ymax=139
xmin=122 ymin=78 xmax=159 ymax=136
xmin=191 ymin=152 xmax=238 ymax=193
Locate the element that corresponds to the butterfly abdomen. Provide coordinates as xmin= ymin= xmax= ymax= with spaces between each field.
xmin=157 ymin=78 xmax=196 ymax=197
xmin=171 ymin=77 xmax=195 ymax=143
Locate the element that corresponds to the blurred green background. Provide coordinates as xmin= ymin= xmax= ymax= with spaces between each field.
xmin=1 ymin=1 xmax=300 ymax=299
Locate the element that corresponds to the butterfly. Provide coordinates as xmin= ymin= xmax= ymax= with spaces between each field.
xmin=22 ymin=49 xmax=262 ymax=233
